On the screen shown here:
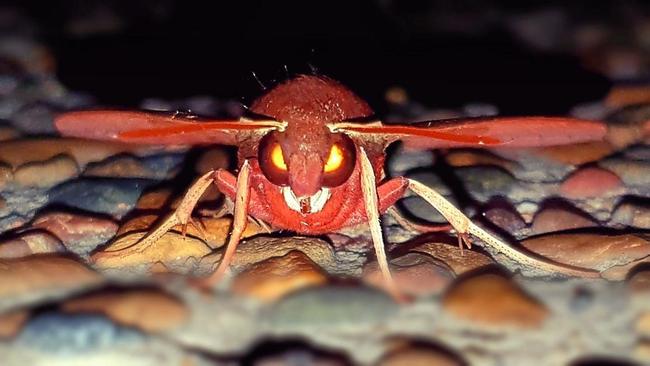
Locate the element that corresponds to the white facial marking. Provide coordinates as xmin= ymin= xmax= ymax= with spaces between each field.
xmin=282 ymin=187 xmax=331 ymax=214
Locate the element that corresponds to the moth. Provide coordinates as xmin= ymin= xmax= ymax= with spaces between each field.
xmin=56 ymin=74 xmax=605 ymax=298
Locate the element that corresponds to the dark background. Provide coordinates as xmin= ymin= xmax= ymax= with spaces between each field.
xmin=8 ymin=0 xmax=648 ymax=116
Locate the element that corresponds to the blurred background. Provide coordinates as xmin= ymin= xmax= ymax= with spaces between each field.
xmin=6 ymin=0 xmax=648 ymax=114
xmin=2 ymin=1 xmax=650 ymax=366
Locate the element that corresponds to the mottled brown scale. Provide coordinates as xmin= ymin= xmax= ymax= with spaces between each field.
xmin=249 ymin=75 xmax=373 ymax=196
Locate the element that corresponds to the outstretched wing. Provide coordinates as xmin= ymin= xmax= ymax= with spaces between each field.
xmin=55 ymin=110 xmax=285 ymax=145
xmin=330 ymin=116 xmax=607 ymax=149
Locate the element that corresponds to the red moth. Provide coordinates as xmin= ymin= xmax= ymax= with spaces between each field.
xmin=56 ymin=74 xmax=604 ymax=298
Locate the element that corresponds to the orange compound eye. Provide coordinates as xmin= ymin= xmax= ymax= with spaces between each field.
xmin=324 ymin=144 xmax=344 ymax=173
xmin=270 ymin=143 xmax=287 ymax=170
xmin=321 ymin=135 xmax=356 ymax=188
xmin=259 ymin=133 xmax=289 ymax=186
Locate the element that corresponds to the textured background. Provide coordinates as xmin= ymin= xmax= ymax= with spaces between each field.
xmin=1 ymin=1 xmax=650 ymax=365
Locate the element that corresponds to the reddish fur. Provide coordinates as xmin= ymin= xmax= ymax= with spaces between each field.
xmin=216 ymin=75 xmax=406 ymax=234
xmin=215 ymin=160 xmax=408 ymax=234
xmin=250 ymin=75 xmax=373 ymax=123
xmin=54 ymin=74 xmax=607 ymax=236
xmin=246 ymin=75 xmax=374 ymax=197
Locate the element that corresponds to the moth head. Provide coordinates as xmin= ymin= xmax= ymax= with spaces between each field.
xmin=258 ymin=132 xmax=357 ymax=197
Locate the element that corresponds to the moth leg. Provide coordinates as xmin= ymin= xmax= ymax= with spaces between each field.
xmin=197 ymin=197 xmax=270 ymax=233
xmin=250 ymin=216 xmax=273 ymax=233
xmin=386 ymin=206 xmax=453 ymax=234
xmin=386 ymin=201 xmax=469 ymax=254
xmin=199 ymin=160 xmax=252 ymax=287
xmin=197 ymin=200 xmax=232 ymax=219
xmin=406 ymin=179 xmax=600 ymax=278
xmin=120 ymin=170 xmax=215 ymax=253
xmin=457 ymin=232 xmax=472 ymax=256
xmin=359 ymin=147 xmax=407 ymax=302
xmin=182 ymin=217 xmax=210 ymax=243
xmin=385 ymin=206 xmax=453 ymax=233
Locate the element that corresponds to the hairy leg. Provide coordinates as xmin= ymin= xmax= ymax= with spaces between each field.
xmin=386 ymin=206 xmax=452 ymax=234
xmin=384 ymin=206 xmax=468 ymax=254
xmin=406 ymin=179 xmax=599 ymax=278
xmin=111 ymin=170 xmax=215 ymax=254
xmin=199 ymin=160 xmax=252 ymax=286
xmin=359 ymin=147 xmax=407 ymax=301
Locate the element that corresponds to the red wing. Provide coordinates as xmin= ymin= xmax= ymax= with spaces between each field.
xmin=332 ymin=116 xmax=608 ymax=149
xmin=55 ymin=110 xmax=285 ymax=145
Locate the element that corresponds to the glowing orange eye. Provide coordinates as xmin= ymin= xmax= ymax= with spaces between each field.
xmin=270 ymin=144 xmax=287 ymax=171
xmin=324 ymin=144 xmax=344 ymax=173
